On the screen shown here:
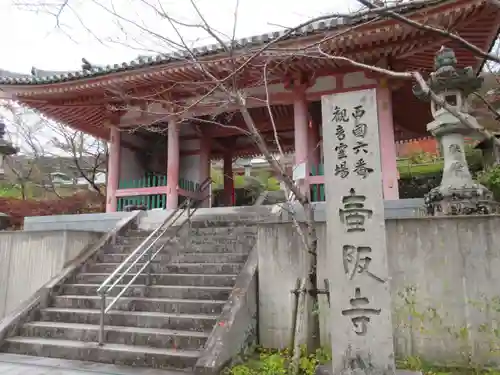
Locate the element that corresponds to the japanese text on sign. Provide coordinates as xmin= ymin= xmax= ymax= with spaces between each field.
xmin=332 ymin=104 xmax=374 ymax=179
xmin=341 ymin=287 xmax=381 ymax=336
xmin=338 ymin=187 xmax=383 ymax=335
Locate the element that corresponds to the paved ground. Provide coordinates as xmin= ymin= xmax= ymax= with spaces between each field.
xmin=0 ymin=354 xmax=423 ymax=375
xmin=0 ymin=354 xmax=189 ymax=375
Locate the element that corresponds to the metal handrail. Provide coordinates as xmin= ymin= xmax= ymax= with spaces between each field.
xmin=97 ymin=177 xmax=212 ymax=345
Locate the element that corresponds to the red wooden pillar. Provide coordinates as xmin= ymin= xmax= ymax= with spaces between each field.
xmin=377 ymin=81 xmax=399 ymax=200
xmin=223 ymin=151 xmax=234 ymax=206
xmin=106 ymin=126 xmax=121 ymax=212
xmin=285 ymin=75 xmax=314 ymax=198
xmin=308 ymin=119 xmax=321 ymax=170
xmin=293 ymin=87 xmax=310 ymax=196
xmin=166 ymin=119 xmax=180 ymax=209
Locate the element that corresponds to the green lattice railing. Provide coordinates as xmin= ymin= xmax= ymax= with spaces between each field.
xmin=310 ymin=164 xmax=325 ymax=202
xmin=117 ymin=174 xmax=200 ymax=211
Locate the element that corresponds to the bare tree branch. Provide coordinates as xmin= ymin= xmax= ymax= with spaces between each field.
xmin=318 ymin=47 xmax=500 ymax=150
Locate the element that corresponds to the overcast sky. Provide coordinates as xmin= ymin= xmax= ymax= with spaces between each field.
xmin=0 ymin=0 xmax=361 ymax=156
xmin=0 ymin=0 xmax=359 ymax=74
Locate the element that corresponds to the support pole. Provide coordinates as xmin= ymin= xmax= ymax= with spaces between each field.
xmin=98 ymin=292 xmax=106 ymax=345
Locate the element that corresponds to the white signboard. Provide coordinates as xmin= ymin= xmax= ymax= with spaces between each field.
xmin=293 ymin=162 xmax=306 ymax=181
xmin=321 ymin=89 xmax=395 ymax=374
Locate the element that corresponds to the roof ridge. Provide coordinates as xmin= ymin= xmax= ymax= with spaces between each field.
xmin=0 ymin=0 xmax=448 ymax=86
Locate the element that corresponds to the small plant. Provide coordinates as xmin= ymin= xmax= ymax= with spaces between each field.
xmin=399 ymin=355 xmax=424 ymax=371
xmin=225 ymin=346 xmax=331 ymax=375
xmin=465 ymin=143 xmax=484 ymax=172
xmin=261 ymin=353 xmax=287 ymax=375
xmin=478 ymin=164 xmax=500 ymax=200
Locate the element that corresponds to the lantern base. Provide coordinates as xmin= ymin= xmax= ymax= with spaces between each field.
xmin=424 ymin=184 xmax=499 ymax=216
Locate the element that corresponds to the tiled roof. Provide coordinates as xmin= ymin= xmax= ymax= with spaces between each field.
xmin=0 ymin=0 xmax=445 ymax=86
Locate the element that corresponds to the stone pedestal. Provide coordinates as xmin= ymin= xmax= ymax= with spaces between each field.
xmin=322 ymin=88 xmax=395 ymax=375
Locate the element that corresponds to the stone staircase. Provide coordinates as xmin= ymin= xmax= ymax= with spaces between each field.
xmin=1 ymin=223 xmax=257 ymax=371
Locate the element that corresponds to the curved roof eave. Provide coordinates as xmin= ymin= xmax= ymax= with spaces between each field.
xmin=0 ymin=0 xmax=448 ymax=87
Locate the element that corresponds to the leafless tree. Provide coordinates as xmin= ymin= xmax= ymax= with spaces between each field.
xmin=0 ymin=102 xmax=48 ymax=199
xmin=49 ymin=122 xmax=108 ymax=196
xmin=0 ymin=102 xmax=107 ymax=198
xmin=8 ymin=0 xmax=500 ymax=368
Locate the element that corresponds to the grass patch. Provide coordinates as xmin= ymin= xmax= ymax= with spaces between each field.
xmin=226 ymin=350 xmax=500 ymax=375
xmin=0 ymin=183 xmax=23 ymax=199
xmin=398 ymin=356 xmax=500 ymax=375
xmin=397 ymin=161 xmax=444 ymax=178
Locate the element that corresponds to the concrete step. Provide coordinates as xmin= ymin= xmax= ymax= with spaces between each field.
xmin=39 ymin=308 xmax=218 ymax=331
xmin=123 ymin=230 xmax=153 ymax=237
xmin=101 ymin=239 xmax=180 ymax=253
xmin=52 ymin=295 xmax=225 ymax=315
xmin=86 ymin=262 xmax=243 ymax=274
xmin=183 ymin=244 xmax=254 ymax=253
xmin=101 ymin=243 xmax=145 ymax=254
xmin=98 ymin=253 xmax=174 ymax=263
xmin=99 ymin=252 xmax=248 ymax=263
xmin=189 ymin=234 xmax=256 ymax=243
xmin=115 ymin=236 xmax=156 ymax=245
xmin=84 ymin=262 xmax=148 ymax=273
xmin=121 ymin=232 xmax=253 ymax=242
xmin=73 ymin=273 xmax=237 ymax=287
xmin=172 ymin=252 xmax=248 ymax=263
xmin=127 ymin=226 xmax=256 ymax=237
xmin=102 ymin=242 xmax=250 ymax=255
xmin=20 ymin=321 xmax=209 ymax=350
xmin=189 ymin=226 xmax=257 ymax=236
xmin=2 ymin=337 xmax=200 ymax=370
xmin=60 ymin=284 xmax=233 ymax=300
xmin=156 ymin=262 xmax=243 ymax=274
xmin=189 ymin=218 xmax=264 ymax=228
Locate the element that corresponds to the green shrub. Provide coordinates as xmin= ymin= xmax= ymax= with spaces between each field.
xmin=478 ymin=165 xmax=500 ymax=201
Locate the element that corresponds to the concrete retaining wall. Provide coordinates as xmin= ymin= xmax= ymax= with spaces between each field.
xmin=0 ymin=230 xmax=101 ymax=320
xmin=257 ymin=224 xmax=314 ymax=348
xmin=280 ymin=199 xmax=425 ymax=222
xmin=257 ymin=216 xmax=500 ymax=366
xmin=24 ymin=212 xmax=130 ymax=232
xmin=23 ymin=199 xmax=426 ymax=232
xmin=195 ymin=248 xmax=259 ymax=374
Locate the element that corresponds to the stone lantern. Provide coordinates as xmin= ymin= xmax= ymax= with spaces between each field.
xmin=0 ymin=121 xmax=17 ymax=230
xmin=413 ymin=46 xmax=497 ymax=215
xmin=0 ymin=121 xmax=17 ymax=176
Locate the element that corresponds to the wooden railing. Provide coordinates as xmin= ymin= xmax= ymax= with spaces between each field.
xmin=116 ymin=174 xmax=201 ymax=211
